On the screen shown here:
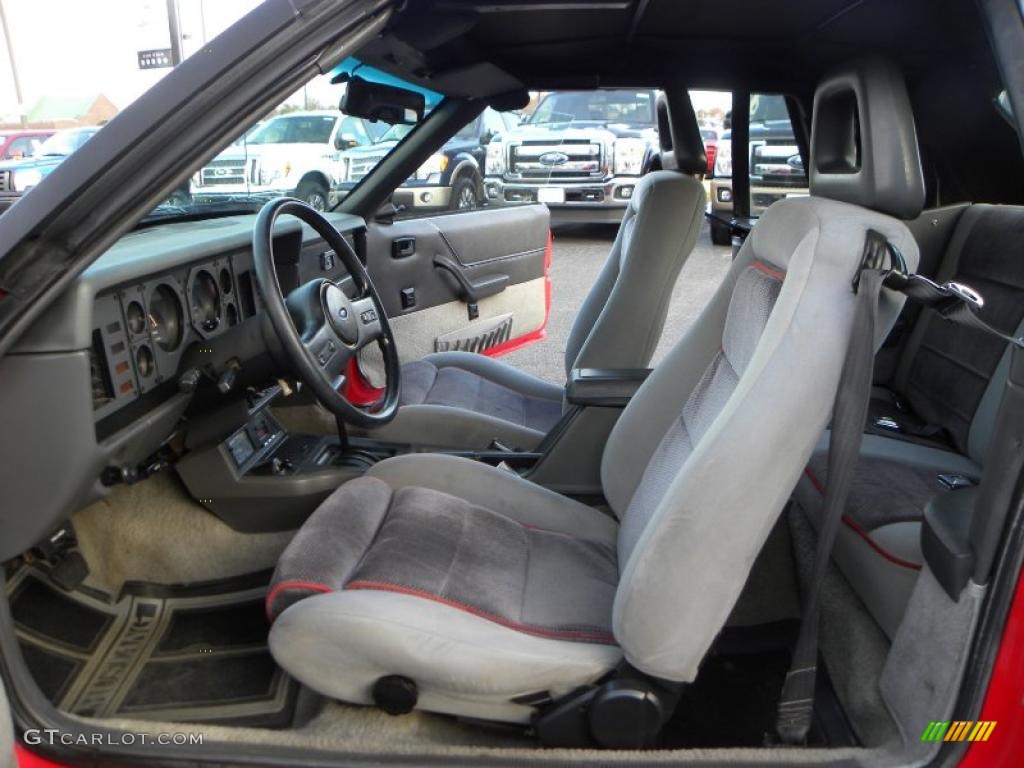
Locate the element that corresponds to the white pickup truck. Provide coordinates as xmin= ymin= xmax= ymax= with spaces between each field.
xmin=483 ymin=90 xmax=660 ymax=224
xmin=191 ymin=111 xmax=382 ymax=210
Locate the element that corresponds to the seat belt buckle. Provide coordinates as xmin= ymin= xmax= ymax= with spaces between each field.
xmin=935 ymin=281 xmax=984 ymax=318
xmin=937 ymin=473 xmax=976 ymax=491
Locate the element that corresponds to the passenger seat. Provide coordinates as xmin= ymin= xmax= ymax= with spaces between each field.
xmin=370 ymin=94 xmax=710 ymax=451
xmin=795 ymin=204 xmax=1024 ymax=638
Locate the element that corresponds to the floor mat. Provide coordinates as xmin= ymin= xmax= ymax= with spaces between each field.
xmin=7 ymin=565 xmax=308 ymax=728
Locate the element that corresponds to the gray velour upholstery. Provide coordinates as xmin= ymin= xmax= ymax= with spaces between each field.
xmin=796 ymin=204 xmax=1024 ymax=639
xmin=794 ymin=432 xmax=980 ymax=639
xmin=562 ymin=170 xmax=705 ymax=376
xmin=270 ymin=60 xmax=922 ymax=721
xmin=604 ymin=197 xmax=916 ymax=680
xmin=810 ymin=58 xmax=925 ymax=220
xmin=401 ymin=357 xmax=564 ymax=432
xmin=269 ymin=457 xmax=621 ymax=722
xmin=271 ymin=195 xmax=919 ymax=717
xmin=379 ymin=167 xmax=707 ymax=450
xmin=270 ymin=475 xmax=618 ymax=640
xmin=887 ymin=205 xmax=1024 ymax=456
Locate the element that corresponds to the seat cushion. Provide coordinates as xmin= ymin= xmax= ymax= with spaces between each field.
xmin=806 ymin=454 xmax=976 ymax=535
xmin=373 ymin=353 xmax=564 ymax=450
xmin=401 ymin=358 xmax=563 ymax=434
xmin=268 ymin=473 xmax=622 ymax=722
xmin=347 ymin=485 xmax=618 ymax=642
xmin=796 ymin=433 xmax=981 ymax=637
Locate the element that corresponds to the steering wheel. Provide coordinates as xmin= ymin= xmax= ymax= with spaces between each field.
xmin=252 ymin=198 xmax=400 ymax=428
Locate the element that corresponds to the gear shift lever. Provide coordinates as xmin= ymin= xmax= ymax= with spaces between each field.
xmin=335 ymin=414 xmax=351 ymax=455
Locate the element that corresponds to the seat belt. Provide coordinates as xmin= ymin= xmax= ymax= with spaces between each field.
xmin=775 ymin=233 xmax=1024 ymax=745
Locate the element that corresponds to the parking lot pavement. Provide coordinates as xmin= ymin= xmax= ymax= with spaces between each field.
xmin=501 ymin=218 xmax=734 ymax=384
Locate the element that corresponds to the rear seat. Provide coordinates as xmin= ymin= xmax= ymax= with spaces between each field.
xmin=795 ymin=204 xmax=1024 ymax=638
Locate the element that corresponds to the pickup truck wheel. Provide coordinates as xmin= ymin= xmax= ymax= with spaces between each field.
xmin=450 ymin=176 xmax=479 ymax=210
xmin=710 ymin=219 xmax=732 ymax=246
xmin=296 ymin=180 xmax=328 ymax=211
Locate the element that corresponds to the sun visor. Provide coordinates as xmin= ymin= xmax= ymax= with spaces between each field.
xmin=330 ymin=58 xmax=443 ymax=109
xmin=349 ymin=35 xmax=525 ymax=102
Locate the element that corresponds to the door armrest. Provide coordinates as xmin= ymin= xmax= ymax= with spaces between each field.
xmin=566 ymin=368 xmax=652 ymax=407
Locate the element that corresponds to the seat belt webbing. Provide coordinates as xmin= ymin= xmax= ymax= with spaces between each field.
xmin=775 ymin=268 xmax=884 ymax=744
xmin=775 ymin=239 xmax=1024 ymax=745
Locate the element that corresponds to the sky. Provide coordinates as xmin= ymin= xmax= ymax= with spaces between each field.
xmin=0 ymin=1 xmax=732 ymax=125
xmin=0 ymin=0 xmax=266 ymax=119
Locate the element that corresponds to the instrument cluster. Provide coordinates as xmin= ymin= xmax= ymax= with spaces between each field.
xmin=91 ymin=254 xmax=252 ymax=422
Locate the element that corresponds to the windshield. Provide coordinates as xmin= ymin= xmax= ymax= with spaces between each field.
xmin=528 ymin=90 xmax=656 ymax=126
xmin=37 ymin=129 xmax=94 ymax=157
xmin=246 ymin=114 xmax=337 ymax=145
xmin=136 ymin=58 xmax=446 ymax=223
xmin=375 ymin=123 xmax=416 ymax=144
xmin=749 ymin=94 xmax=791 ymax=124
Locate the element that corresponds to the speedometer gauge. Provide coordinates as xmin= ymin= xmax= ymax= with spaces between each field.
xmin=148 ymin=284 xmax=184 ymax=352
xmin=190 ymin=269 xmax=221 ymax=332
xmin=125 ymin=300 xmax=146 ymax=335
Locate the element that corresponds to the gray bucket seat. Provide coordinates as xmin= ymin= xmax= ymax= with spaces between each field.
xmin=370 ymin=95 xmax=709 ymax=450
xmin=267 ymin=58 xmax=922 ymax=728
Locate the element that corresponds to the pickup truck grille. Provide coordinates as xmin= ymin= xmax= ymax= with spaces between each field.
xmin=200 ymin=158 xmax=251 ymax=186
xmin=508 ymin=140 xmax=603 ymax=182
xmin=750 ymin=142 xmax=805 ymax=187
xmin=348 ymin=154 xmax=386 ymax=183
xmin=0 ymin=171 xmax=11 ymax=193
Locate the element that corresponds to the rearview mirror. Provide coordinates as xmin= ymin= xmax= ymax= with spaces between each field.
xmin=334 ymin=134 xmax=359 ymax=150
xmin=340 ymin=76 xmax=424 ymax=125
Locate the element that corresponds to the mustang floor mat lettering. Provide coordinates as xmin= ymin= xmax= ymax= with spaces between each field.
xmin=7 ymin=567 xmax=307 ymax=727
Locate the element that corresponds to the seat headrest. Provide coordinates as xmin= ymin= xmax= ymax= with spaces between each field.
xmin=655 ymin=92 xmax=707 ymax=176
xmin=810 ymin=58 xmax=925 ymax=220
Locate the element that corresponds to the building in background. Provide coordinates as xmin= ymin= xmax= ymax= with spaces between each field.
xmin=21 ymin=94 xmax=118 ymax=128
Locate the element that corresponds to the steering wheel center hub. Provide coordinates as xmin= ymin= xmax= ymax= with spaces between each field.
xmin=323 ymin=283 xmax=359 ymax=344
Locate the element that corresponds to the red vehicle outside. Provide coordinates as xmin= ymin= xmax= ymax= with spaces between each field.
xmin=0 ymin=130 xmax=54 ymax=161
xmin=701 ymin=128 xmax=718 ymax=175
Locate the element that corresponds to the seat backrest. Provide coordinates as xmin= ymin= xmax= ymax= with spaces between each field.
xmin=562 ymin=95 xmax=708 ymax=377
xmin=601 ymin=57 xmax=924 ymax=683
xmin=892 ymin=204 xmax=1024 ymax=461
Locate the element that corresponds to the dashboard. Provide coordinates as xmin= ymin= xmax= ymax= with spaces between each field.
xmin=2 ymin=210 xmax=365 ymax=556
xmin=75 ymin=212 xmax=363 ymax=438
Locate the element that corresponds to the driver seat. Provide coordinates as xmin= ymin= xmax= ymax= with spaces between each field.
xmin=268 ymin=59 xmax=923 ymax=733
xmin=371 ymin=94 xmax=710 ymax=450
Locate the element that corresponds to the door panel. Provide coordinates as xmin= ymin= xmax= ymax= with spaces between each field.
xmin=359 ymin=204 xmax=550 ymax=385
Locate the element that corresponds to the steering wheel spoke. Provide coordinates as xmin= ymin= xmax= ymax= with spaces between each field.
xmin=350 ymin=296 xmax=384 ymax=347
xmin=252 ymin=198 xmax=401 ymax=427
xmin=304 ymin=322 xmax=351 ymax=373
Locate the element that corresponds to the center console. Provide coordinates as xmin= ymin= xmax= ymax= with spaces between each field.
xmin=177 ymin=367 xmax=652 ymax=533
xmin=176 ymin=387 xmax=398 ymax=532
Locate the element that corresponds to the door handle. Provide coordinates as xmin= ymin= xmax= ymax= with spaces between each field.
xmin=433 ymin=254 xmax=509 ymax=303
xmin=392 ymin=237 xmax=416 ymax=258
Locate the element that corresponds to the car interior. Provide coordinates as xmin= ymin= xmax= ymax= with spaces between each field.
xmin=1 ymin=0 xmax=1023 ymax=766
